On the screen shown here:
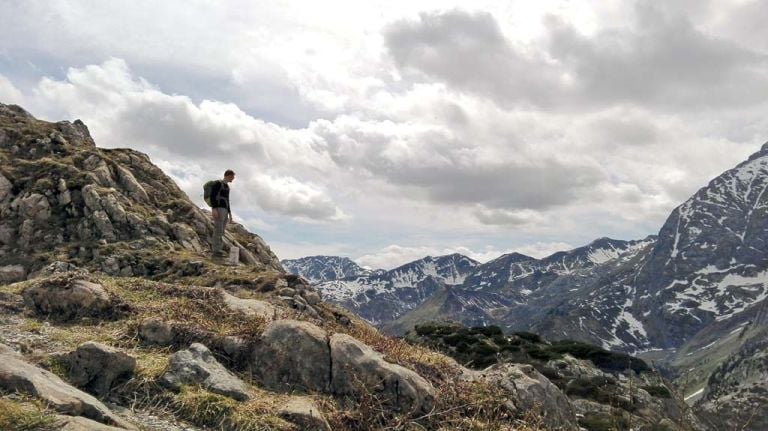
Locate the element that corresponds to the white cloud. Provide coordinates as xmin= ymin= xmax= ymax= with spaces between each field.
xmin=0 ymin=75 xmax=24 ymax=105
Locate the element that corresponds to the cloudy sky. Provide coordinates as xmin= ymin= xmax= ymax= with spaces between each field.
xmin=1 ymin=0 xmax=767 ymax=269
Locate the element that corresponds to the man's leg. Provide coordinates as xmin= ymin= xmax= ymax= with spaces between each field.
xmin=211 ymin=208 xmax=228 ymax=255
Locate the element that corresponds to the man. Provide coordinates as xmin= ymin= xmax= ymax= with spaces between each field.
xmin=210 ymin=169 xmax=235 ymax=257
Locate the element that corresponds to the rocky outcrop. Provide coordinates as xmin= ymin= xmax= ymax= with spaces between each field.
xmin=252 ymin=320 xmax=331 ymax=393
xmin=330 ymin=333 xmax=435 ymax=414
xmin=0 ymin=103 xmax=282 ymax=277
xmin=250 ymin=320 xmax=435 ymax=414
xmin=22 ymin=277 xmax=126 ymax=321
xmin=0 ymin=343 xmax=135 ymax=429
xmin=476 ymin=363 xmax=577 ymax=430
xmin=61 ymin=341 xmax=137 ymax=397
xmin=160 ymin=343 xmax=251 ymax=401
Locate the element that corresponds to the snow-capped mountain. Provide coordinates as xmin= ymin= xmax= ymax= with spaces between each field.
xmin=394 ymin=143 xmax=768 ymax=355
xmin=281 ymin=255 xmax=373 ymax=283
xmin=311 ymin=253 xmax=480 ymax=325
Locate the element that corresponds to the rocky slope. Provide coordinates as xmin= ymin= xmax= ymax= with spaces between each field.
xmin=0 ymin=103 xmax=586 ymax=431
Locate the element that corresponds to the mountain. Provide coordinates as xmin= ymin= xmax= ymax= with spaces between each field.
xmin=311 ymin=253 xmax=480 ymax=325
xmin=281 ymin=255 xmax=372 ymax=283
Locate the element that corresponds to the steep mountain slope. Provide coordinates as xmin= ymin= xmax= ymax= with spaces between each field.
xmin=281 ymin=255 xmax=372 ymax=283
xmin=312 ymin=254 xmax=480 ymax=325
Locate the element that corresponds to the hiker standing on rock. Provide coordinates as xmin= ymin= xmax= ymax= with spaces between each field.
xmin=205 ymin=169 xmax=235 ymax=257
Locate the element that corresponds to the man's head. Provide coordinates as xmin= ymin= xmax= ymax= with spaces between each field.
xmin=223 ymin=169 xmax=235 ymax=183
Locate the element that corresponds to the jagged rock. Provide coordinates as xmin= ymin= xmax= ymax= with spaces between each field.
xmin=92 ymin=210 xmax=116 ymax=240
xmin=64 ymin=342 xmax=137 ymax=397
xmin=0 ymin=264 xmax=26 ymax=284
xmin=221 ymin=291 xmax=277 ymax=320
xmin=330 ymin=333 xmax=435 ymax=414
xmin=83 ymin=155 xmax=114 ymax=187
xmin=101 ymin=194 xmax=127 ymax=223
xmin=22 ymin=278 xmax=118 ymax=321
xmin=303 ymin=291 xmax=322 ymax=306
xmin=138 ymin=318 xmax=174 ymax=346
xmin=0 ymin=224 xmax=13 ymax=245
xmin=0 ymin=344 xmax=135 ymax=429
xmin=0 ymin=291 xmax=24 ymax=311
xmin=19 ymin=193 xmax=51 ymax=221
xmin=0 ymin=173 xmax=12 ymax=202
xmin=81 ymin=184 xmax=103 ymax=212
xmin=277 ymin=398 xmax=332 ymax=431
xmin=160 ymin=343 xmax=250 ymax=401
xmin=251 ymin=320 xmax=331 ymax=393
xmin=19 ymin=219 xmax=34 ymax=247
xmin=115 ymin=165 xmax=149 ymax=202
xmin=55 ymin=415 xmax=130 ymax=431
xmin=477 ymin=363 xmax=578 ymax=430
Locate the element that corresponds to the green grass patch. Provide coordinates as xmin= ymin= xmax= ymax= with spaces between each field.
xmin=0 ymin=398 xmax=58 ymax=431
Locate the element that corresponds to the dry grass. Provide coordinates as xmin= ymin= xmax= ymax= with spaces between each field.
xmin=0 ymin=397 xmax=58 ymax=431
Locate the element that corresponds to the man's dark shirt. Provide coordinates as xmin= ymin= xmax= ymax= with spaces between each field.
xmin=210 ymin=180 xmax=230 ymax=212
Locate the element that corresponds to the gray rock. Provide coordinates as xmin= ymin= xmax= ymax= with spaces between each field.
xmin=0 ymin=343 xmax=135 ymax=429
xmin=139 ymin=318 xmax=174 ymax=346
xmin=22 ymin=278 xmax=114 ymax=320
xmin=0 ymin=224 xmax=13 ymax=245
xmin=92 ymin=210 xmax=116 ymax=240
xmin=277 ymin=398 xmax=332 ymax=431
xmin=160 ymin=343 xmax=250 ymax=401
xmin=20 ymin=193 xmax=51 ymax=221
xmin=221 ymin=291 xmax=276 ymax=320
xmin=82 ymin=185 xmax=103 ymax=212
xmin=116 ymin=165 xmax=149 ymax=202
xmin=330 ymin=333 xmax=435 ymax=414
xmin=277 ymin=287 xmax=297 ymax=297
xmin=0 ymin=173 xmax=12 ymax=202
xmin=65 ymin=341 xmax=137 ymax=397
xmin=37 ymin=261 xmax=86 ymax=277
xmin=101 ymin=194 xmax=127 ymax=223
xmin=303 ymin=291 xmax=322 ymax=306
xmin=55 ymin=415 xmax=130 ymax=431
xmin=251 ymin=320 xmax=331 ymax=393
xmin=0 ymin=264 xmax=26 ymax=284
xmin=477 ymin=363 xmax=578 ymax=430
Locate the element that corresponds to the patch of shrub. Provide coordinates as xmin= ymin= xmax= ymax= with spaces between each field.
xmin=642 ymin=385 xmax=672 ymax=398
xmin=514 ymin=331 xmax=542 ymax=343
xmin=549 ymin=340 xmax=649 ymax=373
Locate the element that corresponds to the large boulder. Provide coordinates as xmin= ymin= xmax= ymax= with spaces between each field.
xmin=63 ymin=342 xmax=136 ymax=397
xmin=0 ymin=344 xmax=135 ymax=429
xmin=22 ymin=278 xmax=123 ymax=321
xmin=251 ymin=320 xmax=331 ymax=393
xmin=330 ymin=333 xmax=435 ymax=414
xmin=0 ymin=173 xmax=12 ymax=202
xmin=477 ymin=363 xmax=578 ymax=430
xmin=160 ymin=343 xmax=251 ymax=401
xmin=0 ymin=264 xmax=26 ymax=284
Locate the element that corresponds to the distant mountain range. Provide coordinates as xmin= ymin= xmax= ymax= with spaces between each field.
xmin=282 ymin=142 xmax=768 ymax=409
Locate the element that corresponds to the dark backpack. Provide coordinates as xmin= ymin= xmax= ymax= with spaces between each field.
xmin=203 ymin=180 xmax=218 ymax=207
